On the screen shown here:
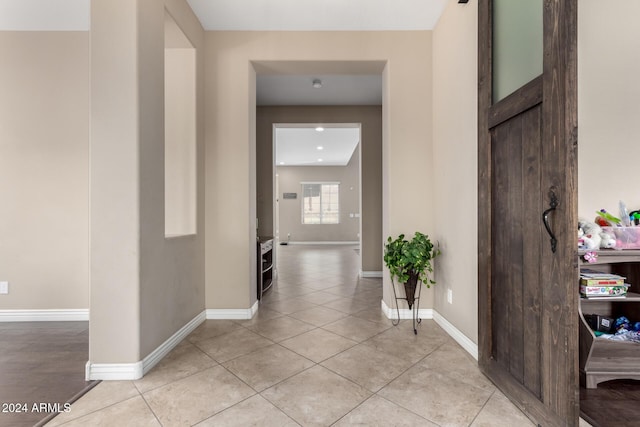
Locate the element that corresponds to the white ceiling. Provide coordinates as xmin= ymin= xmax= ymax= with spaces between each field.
xmin=257 ymin=74 xmax=381 ymax=106
xmin=187 ymin=0 xmax=448 ymax=31
xmin=0 ymin=0 xmax=89 ymax=31
xmin=0 ymin=0 xmax=447 ymax=31
xmin=275 ymin=125 xmax=360 ymax=166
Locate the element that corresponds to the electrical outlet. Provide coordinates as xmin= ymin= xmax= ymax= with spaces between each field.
xmin=0 ymin=281 xmax=8 ymax=295
xmin=447 ymin=288 xmax=453 ymax=304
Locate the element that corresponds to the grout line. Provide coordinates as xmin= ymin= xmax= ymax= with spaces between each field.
xmin=34 ymin=380 xmax=102 ymax=427
xmin=135 ymin=365 xmax=219 ymax=395
xmin=372 ymin=394 xmax=439 ymax=425
xmin=134 ymin=341 xmax=220 ymax=394
xmin=329 ymin=394 xmax=374 ymax=426
xmin=251 ymin=356 xmax=317 ymax=393
xmin=49 ymin=390 xmax=141 ymax=427
xmin=139 ymin=391 xmax=164 ymax=426
xmin=467 ymin=388 xmax=497 ymax=426
xmin=277 ymin=328 xmax=358 ymax=364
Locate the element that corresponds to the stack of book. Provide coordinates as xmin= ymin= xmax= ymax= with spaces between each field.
xmin=580 ymin=269 xmax=629 ymax=298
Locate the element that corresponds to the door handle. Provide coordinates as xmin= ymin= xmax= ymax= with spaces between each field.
xmin=542 ymin=188 xmax=559 ymax=253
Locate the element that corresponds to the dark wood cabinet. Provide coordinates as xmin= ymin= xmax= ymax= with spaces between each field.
xmin=258 ymin=238 xmax=274 ymax=300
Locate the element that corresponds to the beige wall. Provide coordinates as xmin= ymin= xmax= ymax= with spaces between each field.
xmin=165 ymin=47 xmax=197 ymax=236
xmin=3 ymin=0 xmax=630 ymax=365
xmin=277 ymin=157 xmax=360 ymax=243
xmin=140 ymin=0 xmax=206 ymax=358
xmin=90 ymin=0 xmax=205 ymax=363
xmin=578 ymin=0 xmax=640 ymax=219
xmin=0 ymin=32 xmax=89 ymax=310
xmin=256 ymin=106 xmax=382 ymax=272
xmin=205 ymin=33 xmax=432 ymax=310
xmin=432 ymin=0 xmax=478 ymax=342
xmin=428 ymin=0 xmax=638 ymax=345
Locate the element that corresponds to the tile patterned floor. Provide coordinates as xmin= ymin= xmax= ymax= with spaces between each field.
xmin=46 ymin=244 xmax=536 ymax=426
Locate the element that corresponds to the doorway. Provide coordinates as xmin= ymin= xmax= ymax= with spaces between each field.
xmin=255 ymin=101 xmax=383 ymax=281
xmin=273 ymin=123 xmax=362 ymax=253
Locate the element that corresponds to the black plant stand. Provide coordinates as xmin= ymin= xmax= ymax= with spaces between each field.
xmin=389 ymin=277 xmax=423 ymax=334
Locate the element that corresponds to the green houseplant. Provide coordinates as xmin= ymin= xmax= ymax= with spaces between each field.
xmin=383 ymin=232 xmax=440 ymax=309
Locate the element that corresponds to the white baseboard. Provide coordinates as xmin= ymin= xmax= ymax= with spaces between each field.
xmin=85 ymin=361 xmax=143 ymax=381
xmin=141 ymin=311 xmax=206 ymax=374
xmin=287 ymin=241 xmax=359 ymax=245
xmin=0 ymin=309 xmax=90 ymax=322
xmin=381 ymin=300 xmax=433 ymax=320
xmin=381 ymin=300 xmax=478 ymax=361
xmin=432 ymin=311 xmax=478 ymax=360
xmin=360 ymin=271 xmax=383 ymax=278
xmin=86 ymin=310 xmax=206 ymax=381
xmin=206 ymin=300 xmax=259 ymax=320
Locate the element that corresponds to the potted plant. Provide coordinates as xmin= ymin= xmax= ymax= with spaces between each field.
xmin=383 ymin=232 xmax=440 ymax=309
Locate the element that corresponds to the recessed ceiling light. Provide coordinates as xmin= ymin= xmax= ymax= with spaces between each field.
xmin=317 ymin=146 xmax=324 ymax=150
xmin=315 ymin=127 xmax=324 ymax=132
xmin=279 ymin=161 xmax=285 ymax=165
xmin=312 ymin=79 xmax=322 ymax=89
xmin=318 ymin=158 xmax=323 ymax=162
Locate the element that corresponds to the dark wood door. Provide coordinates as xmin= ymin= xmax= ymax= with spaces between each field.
xmin=478 ymin=1 xmax=579 ymax=426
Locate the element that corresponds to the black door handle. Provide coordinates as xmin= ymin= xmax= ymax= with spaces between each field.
xmin=542 ymin=188 xmax=559 ymax=253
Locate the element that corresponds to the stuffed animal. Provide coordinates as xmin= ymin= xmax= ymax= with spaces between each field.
xmin=600 ymin=232 xmax=617 ymax=249
xmin=578 ymin=218 xmax=602 ymax=250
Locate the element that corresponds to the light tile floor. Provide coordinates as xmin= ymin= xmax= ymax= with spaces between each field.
xmin=47 ymin=244 xmax=538 ymax=426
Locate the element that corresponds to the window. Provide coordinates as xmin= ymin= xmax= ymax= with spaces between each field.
xmin=301 ymin=182 xmax=339 ymax=224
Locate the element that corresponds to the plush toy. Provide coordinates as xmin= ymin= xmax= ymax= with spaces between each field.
xmin=600 ymin=232 xmax=617 ymax=249
xmin=579 ymin=235 xmax=600 ymax=250
xmin=578 ymin=218 xmax=619 ymax=250
xmin=578 ymin=218 xmax=602 ymax=250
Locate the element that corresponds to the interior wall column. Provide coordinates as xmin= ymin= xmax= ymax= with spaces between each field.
xmin=89 ymin=0 xmax=142 ymax=365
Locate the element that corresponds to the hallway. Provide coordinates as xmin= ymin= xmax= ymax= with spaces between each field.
xmin=47 ymin=245 xmax=533 ymax=426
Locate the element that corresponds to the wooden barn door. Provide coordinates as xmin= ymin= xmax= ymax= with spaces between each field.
xmin=478 ymin=1 xmax=579 ymax=426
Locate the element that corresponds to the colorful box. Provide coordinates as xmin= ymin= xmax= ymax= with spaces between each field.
xmin=580 ymin=283 xmax=629 ymax=297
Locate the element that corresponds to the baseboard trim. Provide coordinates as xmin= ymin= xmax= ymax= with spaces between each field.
xmin=381 ymin=300 xmax=433 ymax=320
xmin=85 ymin=361 xmax=143 ymax=381
xmin=206 ymin=300 xmax=259 ymax=320
xmin=86 ymin=310 xmax=206 ymax=380
xmin=381 ymin=301 xmax=478 ymax=360
xmin=360 ymin=271 xmax=383 ymax=278
xmin=287 ymin=241 xmax=359 ymax=245
xmin=141 ymin=311 xmax=206 ymax=374
xmin=432 ymin=311 xmax=478 ymax=361
xmin=0 ymin=309 xmax=90 ymax=322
